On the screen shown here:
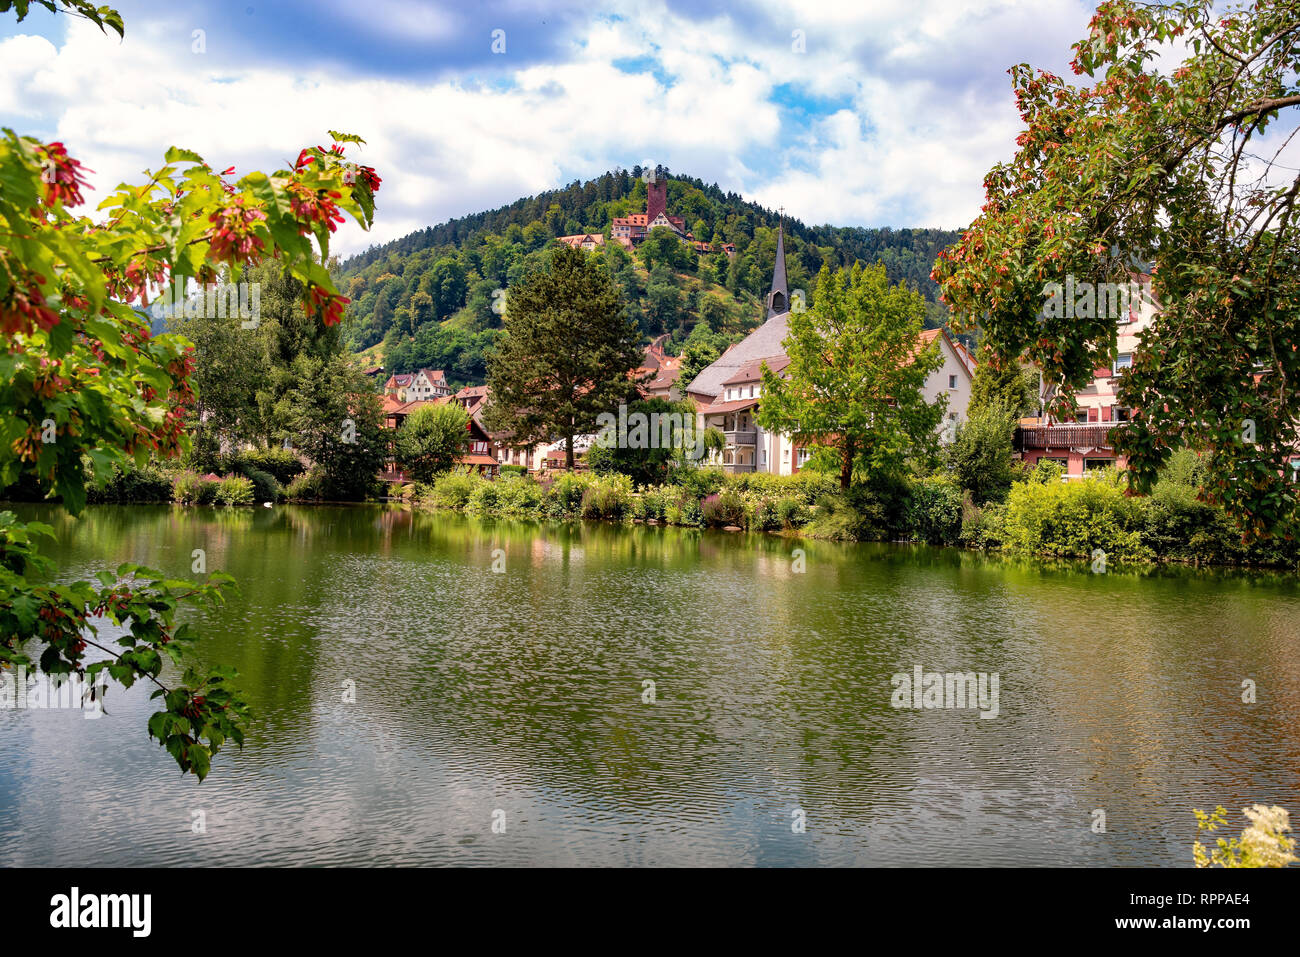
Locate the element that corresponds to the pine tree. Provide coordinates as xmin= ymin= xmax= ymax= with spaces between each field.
xmin=485 ymin=245 xmax=643 ymax=469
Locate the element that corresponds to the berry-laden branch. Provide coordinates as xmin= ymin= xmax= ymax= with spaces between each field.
xmin=0 ymin=2 xmax=382 ymax=779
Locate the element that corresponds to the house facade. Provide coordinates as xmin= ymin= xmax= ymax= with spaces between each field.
xmin=1016 ymin=284 xmax=1155 ymax=477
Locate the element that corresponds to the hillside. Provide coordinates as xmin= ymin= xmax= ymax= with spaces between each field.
xmin=336 ymin=167 xmax=961 ymax=386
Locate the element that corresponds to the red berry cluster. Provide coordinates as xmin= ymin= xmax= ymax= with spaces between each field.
xmin=0 ymin=272 xmax=59 ymax=336
xmin=304 ymin=284 xmax=349 ymax=326
xmin=37 ymin=141 xmax=91 ymax=209
xmin=207 ymin=196 xmax=267 ymax=266
xmin=287 ymin=181 xmax=345 ymax=235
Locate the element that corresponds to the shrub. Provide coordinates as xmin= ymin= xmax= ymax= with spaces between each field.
xmin=215 ymin=475 xmax=255 ymax=507
xmin=466 ymin=478 xmax=499 ymax=512
xmin=285 ymin=468 xmax=328 ymax=502
xmin=430 ymin=471 xmax=480 ymax=509
xmin=802 ymin=493 xmax=869 ymax=541
xmin=673 ymin=466 xmax=726 ymax=500
xmin=493 ymin=474 xmax=544 ymax=515
xmin=775 ymin=495 xmax=809 ymax=529
xmin=499 ymin=464 xmax=528 ymax=478
xmin=171 ymin=472 xmax=214 ymax=505
xmin=666 ymin=495 xmax=702 ymax=526
xmin=905 ymin=475 xmax=964 ymax=545
xmin=1029 ymin=459 xmax=1066 ymax=485
xmin=633 ymin=486 xmax=671 ymax=521
xmin=960 ymin=502 xmax=1006 ymax=549
xmin=1001 ymin=474 xmax=1150 ymax=562
xmin=546 ymin=472 xmax=597 ymax=518
xmin=700 ymin=488 xmax=747 ymax=528
xmin=85 ymin=463 xmax=173 ymax=504
xmin=237 ymin=447 xmax=306 ymax=485
xmin=241 ymin=467 xmax=282 ymax=504
xmin=580 ymin=474 xmax=633 ymax=521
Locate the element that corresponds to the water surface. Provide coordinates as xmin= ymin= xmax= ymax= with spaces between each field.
xmin=1 ymin=504 xmax=1297 ymax=866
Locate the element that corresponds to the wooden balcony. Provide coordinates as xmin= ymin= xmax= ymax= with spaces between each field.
xmin=725 ymin=430 xmax=757 ymax=446
xmin=1015 ymin=422 xmax=1123 ymax=451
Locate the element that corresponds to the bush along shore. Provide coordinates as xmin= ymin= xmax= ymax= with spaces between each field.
xmin=394 ymin=456 xmax=1300 ymax=570
xmin=8 ymin=450 xmax=1297 ymax=570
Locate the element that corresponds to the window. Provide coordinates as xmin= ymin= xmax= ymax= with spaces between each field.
xmin=1114 ymin=353 xmax=1133 ymax=373
xmin=1114 ymin=407 xmax=1131 ymax=422
xmin=797 ymin=448 xmax=812 ymax=465
xmin=1075 ymin=411 xmax=1089 ymax=424
xmin=1084 ymin=457 xmax=1113 ymax=473
xmin=948 ymin=374 xmax=957 ymax=389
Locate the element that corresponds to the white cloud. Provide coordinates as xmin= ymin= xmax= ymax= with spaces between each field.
xmin=0 ymin=0 xmax=1100 ymax=255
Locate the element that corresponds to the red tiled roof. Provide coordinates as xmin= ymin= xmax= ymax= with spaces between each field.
xmin=722 ymin=355 xmax=789 ymax=386
xmin=457 ymin=452 xmax=500 ymax=466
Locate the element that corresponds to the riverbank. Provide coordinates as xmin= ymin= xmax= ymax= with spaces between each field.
xmin=16 ymin=454 xmax=1299 ymax=571
xmin=390 ymin=466 xmax=1300 ymax=571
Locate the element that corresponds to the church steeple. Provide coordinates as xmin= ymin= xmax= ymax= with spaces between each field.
xmin=766 ymin=213 xmax=788 ymax=318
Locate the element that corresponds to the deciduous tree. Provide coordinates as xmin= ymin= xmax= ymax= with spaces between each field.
xmin=759 ymin=263 xmax=945 ymax=489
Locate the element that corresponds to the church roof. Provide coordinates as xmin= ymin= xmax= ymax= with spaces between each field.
xmin=767 ymin=222 xmax=789 ymax=319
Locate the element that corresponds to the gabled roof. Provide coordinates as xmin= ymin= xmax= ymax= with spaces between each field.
xmin=685 ymin=310 xmax=790 ymax=399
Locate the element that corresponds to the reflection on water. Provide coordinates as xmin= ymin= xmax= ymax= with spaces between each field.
xmin=1 ymin=504 xmax=1297 ymax=866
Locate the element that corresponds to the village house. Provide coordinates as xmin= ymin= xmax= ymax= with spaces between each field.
xmin=383 ymin=368 xmax=452 ymax=402
xmin=379 ymin=396 xmax=500 ymax=481
xmin=1015 ymin=281 xmax=1153 ymax=478
xmin=556 ymin=233 xmax=606 ymax=252
xmin=635 ymin=335 xmax=685 ymax=401
xmin=686 ymin=223 xmax=975 ymax=474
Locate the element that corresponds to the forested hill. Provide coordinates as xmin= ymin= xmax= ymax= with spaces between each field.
xmin=336 ymin=167 xmax=961 ymax=385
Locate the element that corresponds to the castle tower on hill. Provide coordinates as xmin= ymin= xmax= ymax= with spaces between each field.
xmin=645 ymin=168 xmax=667 ymax=224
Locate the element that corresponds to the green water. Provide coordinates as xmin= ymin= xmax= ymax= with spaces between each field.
xmin=1 ymin=503 xmax=1297 ymax=866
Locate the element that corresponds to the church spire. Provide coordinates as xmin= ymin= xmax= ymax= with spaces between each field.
xmin=766 ymin=211 xmax=789 ymax=318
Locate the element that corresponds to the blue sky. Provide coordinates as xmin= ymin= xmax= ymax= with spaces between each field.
xmin=1 ymin=0 xmax=1101 ymax=255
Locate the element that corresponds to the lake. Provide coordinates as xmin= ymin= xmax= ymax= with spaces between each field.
xmin=1 ymin=503 xmax=1297 ymax=866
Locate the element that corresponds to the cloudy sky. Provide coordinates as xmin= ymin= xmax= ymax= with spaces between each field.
xmin=0 ymin=0 xmax=1100 ymax=257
